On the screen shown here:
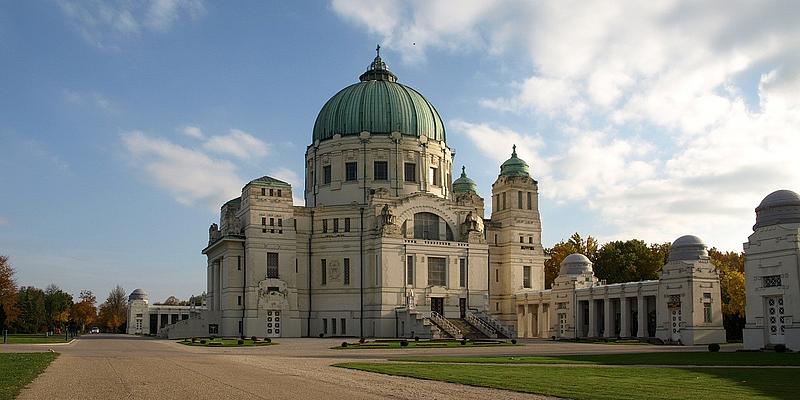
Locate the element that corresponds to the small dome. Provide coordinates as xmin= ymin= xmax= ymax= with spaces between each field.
xmin=754 ymin=189 xmax=800 ymax=230
xmin=312 ymin=47 xmax=445 ymax=143
xmin=129 ymin=288 xmax=148 ymax=301
xmin=452 ymin=166 xmax=478 ymax=194
xmin=499 ymin=145 xmax=530 ymax=177
xmin=668 ymin=235 xmax=708 ymax=261
xmin=559 ymin=253 xmax=593 ymax=275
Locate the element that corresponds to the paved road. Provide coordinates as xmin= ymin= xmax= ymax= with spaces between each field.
xmin=3 ymin=335 xmax=731 ymax=400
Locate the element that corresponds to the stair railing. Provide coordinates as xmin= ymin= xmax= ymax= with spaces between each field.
xmin=472 ymin=311 xmax=516 ymax=339
xmin=429 ymin=311 xmax=461 ymax=338
xmin=465 ymin=313 xmax=498 ymax=338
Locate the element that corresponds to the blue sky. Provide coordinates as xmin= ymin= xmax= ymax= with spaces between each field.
xmin=2 ymin=1 xmax=799 ymax=303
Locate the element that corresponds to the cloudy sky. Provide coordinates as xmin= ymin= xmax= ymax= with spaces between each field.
xmin=2 ymin=1 xmax=798 ymax=302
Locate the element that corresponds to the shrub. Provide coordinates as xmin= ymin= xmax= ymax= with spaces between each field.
xmin=511 ymin=339 xmax=517 ymax=344
xmin=460 ymin=339 xmax=467 ymax=345
xmin=341 ymin=342 xmax=348 ymax=348
xmin=319 ymin=333 xmax=324 ymax=338
xmin=359 ymin=337 xmax=366 ymax=344
xmin=191 ymin=337 xmax=197 ymax=343
xmin=200 ymin=339 xmax=207 ymax=344
xmin=209 ymin=335 xmax=216 ymax=340
xmin=775 ymin=344 xmax=787 ymax=353
xmin=414 ymin=336 xmax=420 ymax=342
xmin=237 ymin=339 xmax=244 ymax=345
xmin=251 ymin=336 xmax=257 ymax=342
xmin=708 ymin=343 xmax=720 ymax=352
xmin=400 ymin=340 xmax=409 ymax=347
xmin=264 ymin=338 xmax=272 ymax=343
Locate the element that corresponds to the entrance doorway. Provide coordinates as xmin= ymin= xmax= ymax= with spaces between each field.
xmin=766 ymin=296 xmax=785 ymax=345
xmin=431 ymin=297 xmax=444 ymax=316
xmin=459 ymin=298 xmax=466 ymax=318
xmin=559 ymin=313 xmax=568 ymax=337
xmin=266 ymin=310 xmax=281 ymax=338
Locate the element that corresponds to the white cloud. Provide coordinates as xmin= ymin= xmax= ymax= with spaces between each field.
xmin=335 ymin=1 xmax=800 ymax=250
xmin=181 ymin=125 xmax=204 ymax=139
xmin=57 ymin=0 xmax=205 ymax=48
xmin=203 ymin=129 xmax=269 ymax=160
xmin=122 ymin=131 xmax=243 ymax=210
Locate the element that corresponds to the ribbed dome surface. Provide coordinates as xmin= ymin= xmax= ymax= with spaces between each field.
xmin=559 ymin=253 xmax=593 ymax=275
xmin=453 ymin=166 xmax=478 ymax=194
xmin=668 ymin=235 xmax=708 ymax=261
xmin=312 ymin=51 xmax=445 ymax=143
xmin=500 ymin=145 xmax=530 ymax=177
xmin=129 ymin=288 xmax=148 ymax=301
xmin=754 ymin=189 xmax=800 ymax=230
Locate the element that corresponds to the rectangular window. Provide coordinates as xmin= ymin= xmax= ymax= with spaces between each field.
xmin=527 ymin=192 xmax=532 ymax=210
xmin=261 ymin=217 xmax=266 ymax=226
xmin=345 ymin=162 xmax=358 ymax=181
xmin=763 ymin=275 xmax=782 ymax=287
xmin=270 ymin=217 xmax=274 ymax=226
xmin=520 ymin=236 xmax=524 ymax=243
xmin=495 ymin=269 xmax=499 ymax=283
xmin=428 ymin=257 xmax=446 ymax=286
xmin=322 ymin=219 xmax=328 ymax=233
xmin=237 ymin=256 xmax=241 ymax=271
xmin=404 ymin=163 xmax=416 ymax=182
xmin=374 ymin=161 xmax=388 ymax=180
xmin=344 ymin=258 xmax=350 ymax=285
xmin=323 ymin=319 xmax=327 ymax=334
xmin=277 ymin=218 xmax=282 ymax=227
xmin=237 ymin=295 xmax=242 ymax=306
xmin=502 ymin=192 xmax=506 ymax=209
xmin=323 ymin=165 xmax=332 ymax=184
xmin=518 ymin=191 xmax=523 ymax=209
xmin=459 ymin=258 xmax=467 ymax=288
xmin=523 ymin=266 xmax=531 ymax=288
xmin=528 ymin=237 xmax=533 ymax=244
xmin=267 ymin=252 xmax=279 ymax=279
xmin=321 ymin=259 xmax=327 ymax=285
xmin=704 ymin=303 xmax=712 ymax=323
xmin=270 ymin=188 xmax=274 ymax=196
xmin=332 ymin=318 xmax=337 ymax=335
xmin=406 ymin=255 xmax=414 ymax=286
xmin=277 ymin=189 xmax=282 ymax=197
xmin=333 ymin=218 xmax=339 ymax=233
xmin=341 ymin=318 xmax=346 ymax=335
xmin=239 ymin=320 xmax=243 ymax=334
xmin=344 ymin=218 xmax=351 ymax=232
xmin=428 ymin=167 xmax=440 ymax=186
xmin=261 ymin=188 xmax=266 ymax=196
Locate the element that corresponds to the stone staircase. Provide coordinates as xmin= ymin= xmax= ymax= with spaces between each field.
xmin=447 ymin=318 xmax=489 ymax=339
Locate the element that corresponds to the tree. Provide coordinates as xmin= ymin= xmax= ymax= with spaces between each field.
xmin=70 ymin=290 xmax=97 ymax=333
xmin=709 ymin=248 xmax=746 ymax=339
xmin=594 ymin=240 xmax=663 ymax=284
xmin=44 ymin=284 xmax=73 ymax=332
xmin=14 ymin=286 xmax=46 ymax=333
xmin=543 ymin=233 xmax=598 ymax=288
xmin=0 ymin=255 xmax=19 ymax=330
xmin=98 ymin=285 xmax=127 ymax=333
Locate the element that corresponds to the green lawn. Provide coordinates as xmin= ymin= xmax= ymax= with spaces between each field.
xmin=337 ymin=362 xmax=798 ymax=400
xmin=390 ymin=352 xmax=800 ymax=366
xmin=179 ymin=338 xmax=273 ymax=347
xmin=0 ymin=353 xmax=58 ymax=400
xmin=1 ymin=334 xmax=73 ymax=344
xmin=333 ymin=339 xmax=514 ymax=349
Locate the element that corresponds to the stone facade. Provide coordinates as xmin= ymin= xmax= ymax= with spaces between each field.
xmin=743 ymin=190 xmax=800 ymax=350
xmin=126 ymin=289 xmax=206 ymax=336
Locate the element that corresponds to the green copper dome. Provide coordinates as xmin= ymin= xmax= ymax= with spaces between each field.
xmin=312 ymin=47 xmax=446 ymax=143
xmin=453 ymin=166 xmax=478 ymax=194
xmin=499 ymin=145 xmax=530 ymax=177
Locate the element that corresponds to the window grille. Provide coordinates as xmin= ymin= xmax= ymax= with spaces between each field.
xmin=763 ymin=275 xmax=782 ymax=288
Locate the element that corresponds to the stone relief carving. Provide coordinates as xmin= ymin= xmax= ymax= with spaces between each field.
xmin=257 ymin=279 xmax=289 ymax=310
xmin=208 ymin=223 xmax=221 ymax=244
xmin=379 ymin=204 xmax=400 ymax=236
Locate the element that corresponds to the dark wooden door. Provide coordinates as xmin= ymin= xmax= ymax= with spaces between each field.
xmin=431 ymin=297 xmax=444 ymax=315
xmin=459 ymin=298 xmax=466 ymax=318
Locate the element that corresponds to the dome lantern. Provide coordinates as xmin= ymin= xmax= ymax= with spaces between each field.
xmin=453 ymin=166 xmax=478 ymax=194
xmin=499 ymin=144 xmax=530 ymax=177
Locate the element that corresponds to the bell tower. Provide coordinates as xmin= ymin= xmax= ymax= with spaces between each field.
xmin=486 ymin=145 xmax=546 ymax=330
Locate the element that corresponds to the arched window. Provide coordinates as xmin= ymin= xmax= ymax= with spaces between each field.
xmin=414 ymin=212 xmax=440 ymax=240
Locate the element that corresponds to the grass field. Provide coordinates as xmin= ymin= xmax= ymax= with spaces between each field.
xmin=1 ymin=334 xmax=73 ymax=344
xmin=334 ymin=339 xmax=514 ymax=349
xmin=390 ymin=351 xmax=800 ymax=366
xmin=179 ymin=338 xmax=273 ymax=347
xmin=0 ymin=353 xmax=57 ymax=400
xmin=337 ymin=362 xmax=798 ymax=400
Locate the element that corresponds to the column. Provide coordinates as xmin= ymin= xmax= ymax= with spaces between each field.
xmin=536 ymin=304 xmax=543 ymax=338
xmin=588 ymin=299 xmax=596 ymax=337
xmin=156 ymin=313 xmax=161 ymax=334
xmin=620 ymin=297 xmax=630 ymax=338
xmin=637 ymin=296 xmax=646 ymax=338
xmin=603 ymin=298 xmax=613 ymax=338
xmin=517 ymin=305 xmax=525 ymax=337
